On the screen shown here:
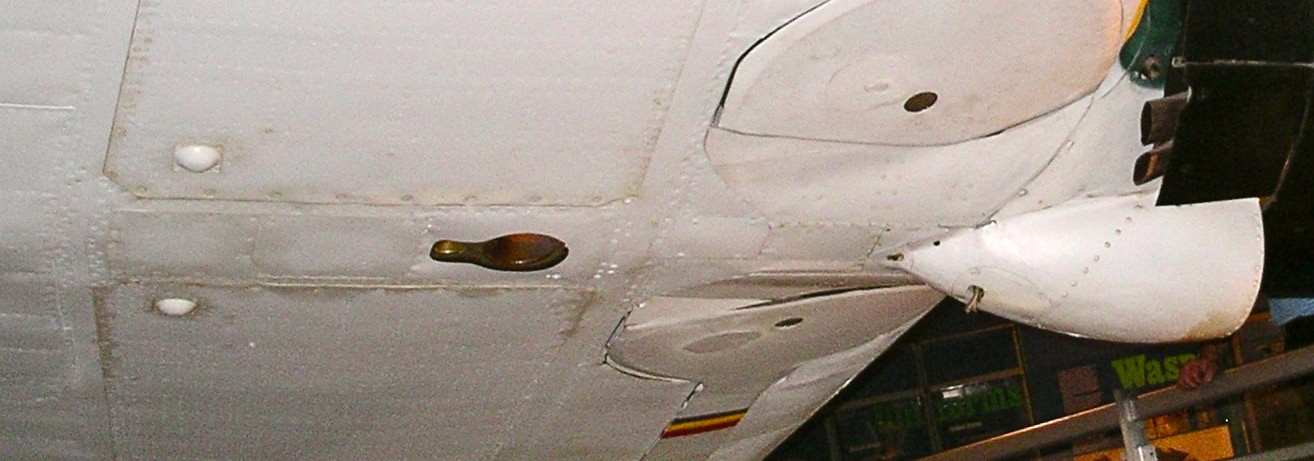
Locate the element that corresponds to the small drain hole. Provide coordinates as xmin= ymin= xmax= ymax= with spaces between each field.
xmin=774 ymin=317 xmax=804 ymax=329
xmin=904 ymin=92 xmax=938 ymax=112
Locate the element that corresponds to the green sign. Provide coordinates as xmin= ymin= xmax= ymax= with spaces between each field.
xmin=868 ymin=399 xmax=925 ymax=430
xmin=936 ymin=385 xmax=1025 ymax=423
xmin=1110 ymin=353 xmax=1197 ymax=389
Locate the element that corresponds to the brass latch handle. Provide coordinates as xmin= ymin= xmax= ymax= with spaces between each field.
xmin=430 ymin=233 xmax=569 ymax=272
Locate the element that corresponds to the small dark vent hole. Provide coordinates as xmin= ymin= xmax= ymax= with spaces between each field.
xmin=904 ymin=92 xmax=938 ymax=112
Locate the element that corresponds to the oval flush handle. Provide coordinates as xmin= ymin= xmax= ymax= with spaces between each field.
xmin=430 ymin=233 xmax=569 ymax=272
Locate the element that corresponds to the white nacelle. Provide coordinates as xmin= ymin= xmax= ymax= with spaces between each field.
xmin=890 ymin=194 xmax=1264 ymax=343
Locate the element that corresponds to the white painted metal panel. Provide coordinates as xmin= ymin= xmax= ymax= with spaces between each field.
xmin=716 ymin=0 xmax=1123 ymax=145
xmin=97 ymin=283 xmax=689 ymax=459
xmin=108 ymin=206 xmax=629 ymax=285
xmin=254 ymin=214 xmax=422 ymax=279
xmin=0 ymin=2 xmax=141 ymax=459
xmin=0 ymin=108 xmax=69 ymax=272
xmin=0 ymin=194 xmax=56 ymax=273
xmin=760 ymin=222 xmax=881 ymax=264
xmin=0 ymin=275 xmax=109 ymax=460
xmin=705 ymin=92 xmax=1090 ymax=226
xmin=108 ymin=211 xmax=261 ymax=279
xmin=104 ymin=1 xmax=706 ymax=206
xmin=994 ymin=70 xmax=1163 ymax=219
xmin=660 ymin=216 xmax=770 ymax=261
xmin=411 ymin=207 xmax=632 ymax=285
xmin=620 ymin=284 xmax=942 ymax=459
xmin=0 ymin=8 xmax=85 ymax=107
xmin=0 ymin=272 xmax=58 ymax=318
xmin=709 ymin=315 xmax=924 ymax=461
xmin=610 ymin=285 xmax=940 ymax=392
xmin=491 ymin=364 xmax=694 ymax=460
xmin=0 ymin=108 xmax=70 ymax=191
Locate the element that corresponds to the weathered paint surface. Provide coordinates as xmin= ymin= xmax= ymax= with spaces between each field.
xmin=0 ymin=0 xmax=1260 ymax=460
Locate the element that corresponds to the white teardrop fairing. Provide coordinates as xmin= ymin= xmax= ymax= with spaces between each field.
xmin=890 ymin=195 xmax=1264 ymax=343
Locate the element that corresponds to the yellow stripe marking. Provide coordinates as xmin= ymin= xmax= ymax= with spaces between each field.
xmin=1126 ymin=0 xmax=1150 ymax=41
xmin=661 ymin=410 xmax=748 ymax=438
xmin=666 ymin=412 xmax=744 ymax=432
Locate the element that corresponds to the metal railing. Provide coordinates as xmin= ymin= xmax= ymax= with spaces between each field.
xmin=919 ymin=345 xmax=1314 ymax=461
